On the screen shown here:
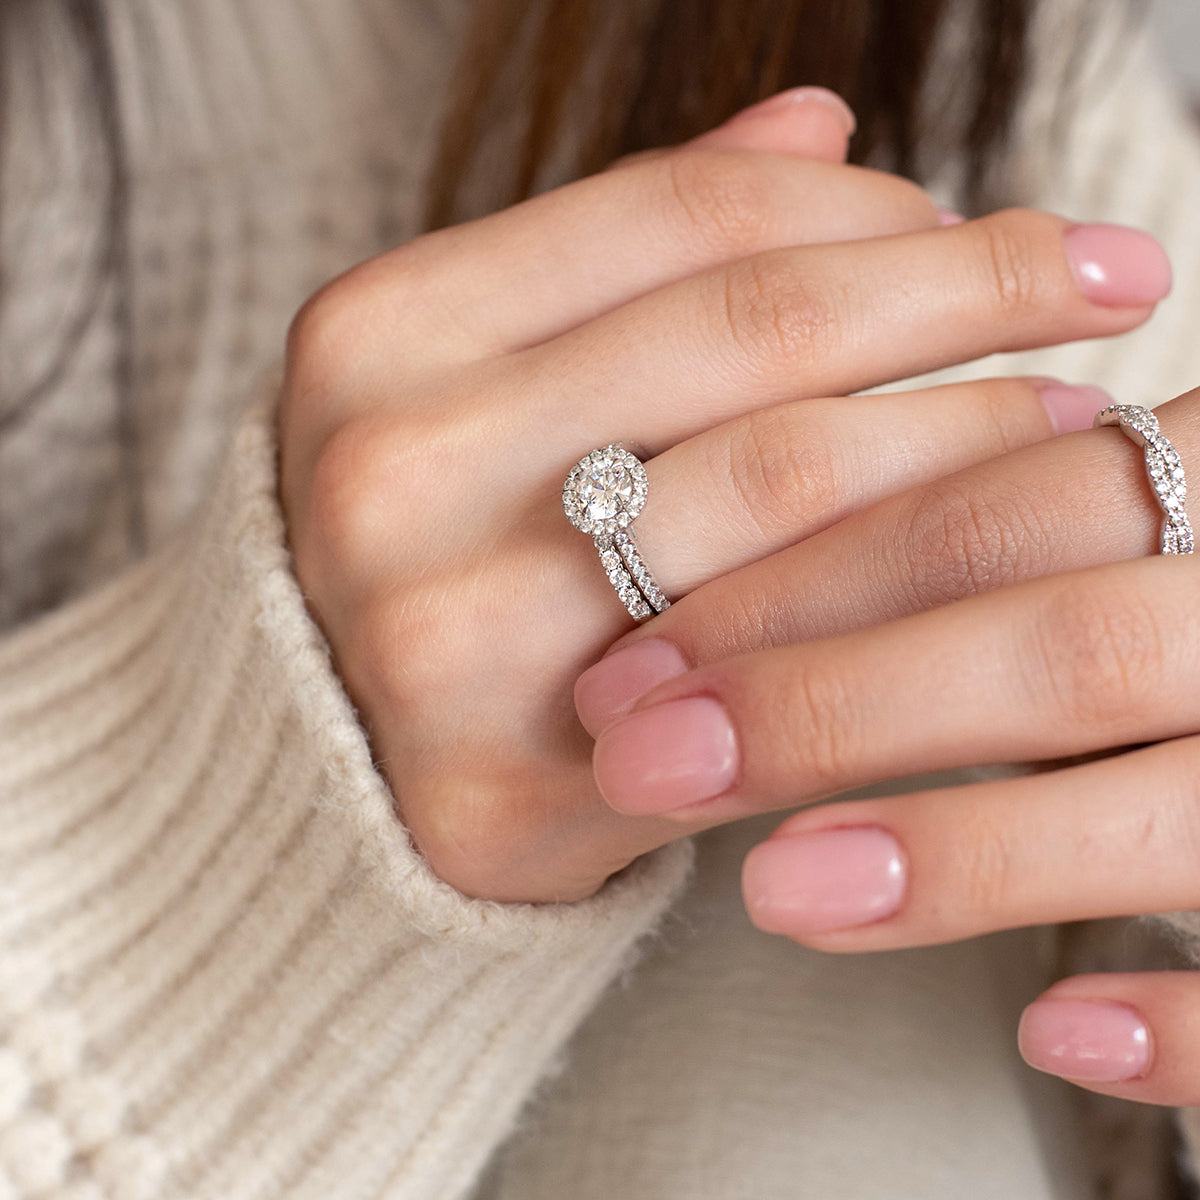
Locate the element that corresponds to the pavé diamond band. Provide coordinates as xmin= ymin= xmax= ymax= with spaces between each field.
xmin=1094 ymin=404 xmax=1194 ymax=555
xmin=562 ymin=445 xmax=671 ymax=620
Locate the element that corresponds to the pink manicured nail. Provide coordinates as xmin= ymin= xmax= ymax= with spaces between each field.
xmin=1034 ymin=381 xmax=1114 ymax=435
xmin=1018 ymin=999 xmax=1151 ymax=1082
xmin=742 ymin=827 xmax=906 ymax=935
xmin=727 ymin=87 xmax=857 ymax=136
xmin=937 ymin=208 xmax=966 ymax=226
xmin=593 ymin=696 xmax=738 ymax=815
xmin=575 ymin=639 xmax=689 ymax=736
xmin=1064 ymin=223 xmax=1172 ymax=308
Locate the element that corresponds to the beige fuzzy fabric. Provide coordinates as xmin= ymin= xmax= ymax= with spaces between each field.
xmin=2 ymin=1 xmax=1200 ymax=1197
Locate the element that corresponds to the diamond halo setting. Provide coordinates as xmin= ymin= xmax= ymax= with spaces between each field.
xmin=562 ymin=445 xmax=648 ymax=535
xmin=562 ymin=444 xmax=669 ymax=620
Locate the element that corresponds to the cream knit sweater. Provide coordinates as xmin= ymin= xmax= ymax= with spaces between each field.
xmin=1 ymin=2 xmax=1199 ymax=1198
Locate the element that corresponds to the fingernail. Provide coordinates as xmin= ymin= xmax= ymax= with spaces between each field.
xmin=937 ymin=207 xmax=966 ymax=226
xmin=575 ymin=639 xmax=689 ymax=736
xmin=593 ymin=696 xmax=738 ymax=815
xmin=1034 ymin=381 xmax=1114 ymax=435
xmin=1064 ymin=223 xmax=1172 ymax=308
xmin=727 ymin=87 xmax=857 ymax=136
xmin=1018 ymin=999 xmax=1151 ymax=1082
xmin=742 ymin=827 xmax=906 ymax=935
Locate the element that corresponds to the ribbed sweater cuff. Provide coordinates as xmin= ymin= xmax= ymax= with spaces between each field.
xmin=0 ymin=391 xmax=694 ymax=1200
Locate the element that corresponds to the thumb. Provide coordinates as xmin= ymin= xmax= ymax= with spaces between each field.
xmin=605 ymin=86 xmax=856 ymax=175
xmin=692 ymin=86 xmax=856 ymax=160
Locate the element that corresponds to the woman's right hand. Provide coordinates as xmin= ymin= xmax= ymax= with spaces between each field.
xmin=276 ymin=89 xmax=1170 ymax=904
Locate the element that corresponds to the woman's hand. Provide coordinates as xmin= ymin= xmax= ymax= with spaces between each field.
xmin=578 ymin=385 xmax=1200 ymax=1106
xmin=278 ymin=87 xmax=1169 ymax=904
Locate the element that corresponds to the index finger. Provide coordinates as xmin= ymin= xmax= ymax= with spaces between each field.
xmin=307 ymin=147 xmax=940 ymax=382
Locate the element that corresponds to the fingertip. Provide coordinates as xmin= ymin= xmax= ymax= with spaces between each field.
xmin=1034 ymin=381 xmax=1114 ymax=435
xmin=1017 ymin=997 xmax=1152 ymax=1084
xmin=1064 ymin=223 xmax=1174 ymax=309
xmin=574 ymin=638 xmax=689 ymax=737
xmin=696 ymin=87 xmax=856 ymax=161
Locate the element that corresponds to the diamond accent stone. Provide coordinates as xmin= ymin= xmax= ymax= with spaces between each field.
xmin=564 ymin=445 xmax=669 ymax=620
xmin=562 ymin=445 xmax=648 ymax=535
xmin=1094 ymin=404 xmax=1194 ymax=556
xmin=614 ymin=528 xmax=670 ymax=613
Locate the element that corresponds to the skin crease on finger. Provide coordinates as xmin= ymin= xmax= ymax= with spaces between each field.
xmin=293 ymin=210 xmax=1170 ymax=608
xmin=278 ymin=112 xmax=943 ymax=493
xmin=579 ymin=395 xmax=1200 ymax=1103
xmin=275 ymin=57 xmax=1200 ymax=1114
xmin=282 ymin=72 xmax=1176 ymax=917
xmin=324 ymin=243 xmax=1166 ymax=901
xmin=283 ymin=96 xmax=939 ymax=420
xmin=597 ymin=385 xmax=1200 ymax=692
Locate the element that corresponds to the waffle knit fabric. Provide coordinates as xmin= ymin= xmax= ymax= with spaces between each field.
xmin=2 ymin=1 xmax=1200 ymax=1197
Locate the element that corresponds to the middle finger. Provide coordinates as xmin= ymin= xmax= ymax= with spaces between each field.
xmin=507 ymin=209 xmax=1169 ymax=458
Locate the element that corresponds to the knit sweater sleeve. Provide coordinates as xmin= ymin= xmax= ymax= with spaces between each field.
xmin=0 ymin=389 xmax=694 ymax=1200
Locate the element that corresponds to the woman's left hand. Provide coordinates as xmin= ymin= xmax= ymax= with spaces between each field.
xmin=577 ymin=383 xmax=1200 ymax=1106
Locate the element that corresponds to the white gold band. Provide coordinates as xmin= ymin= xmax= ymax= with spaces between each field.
xmin=563 ymin=445 xmax=671 ymax=621
xmin=595 ymin=536 xmax=654 ymax=620
xmin=614 ymin=528 xmax=670 ymax=614
xmin=1094 ymin=404 xmax=1194 ymax=555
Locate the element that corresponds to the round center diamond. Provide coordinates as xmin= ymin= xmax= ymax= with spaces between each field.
xmin=562 ymin=445 xmax=648 ymax=533
xmin=576 ymin=463 xmax=634 ymax=520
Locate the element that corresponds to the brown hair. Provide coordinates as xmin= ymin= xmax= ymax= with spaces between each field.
xmin=0 ymin=0 xmax=1057 ymax=456
xmin=426 ymin=0 xmax=1037 ymax=230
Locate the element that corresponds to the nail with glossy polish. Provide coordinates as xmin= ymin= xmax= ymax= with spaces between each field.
xmin=1018 ymin=998 xmax=1152 ymax=1083
xmin=1034 ymin=381 xmax=1113 ymax=435
xmin=593 ymin=696 xmax=738 ymax=815
xmin=1064 ymin=223 xmax=1172 ymax=308
xmin=575 ymin=639 xmax=689 ymax=737
xmin=743 ymin=827 xmax=907 ymax=935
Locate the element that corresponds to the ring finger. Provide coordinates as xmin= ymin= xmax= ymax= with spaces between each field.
xmin=637 ymin=376 xmax=1107 ymax=598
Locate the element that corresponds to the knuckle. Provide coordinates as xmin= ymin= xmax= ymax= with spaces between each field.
xmin=716 ymin=253 xmax=838 ymax=375
xmin=1157 ymin=755 xmax=1200 ymax=858
xmin=402 ymin=774 xmax=531 ymax=900
xmin=872 ymin=172 xmax=939 ymax=225
xmin=286 ymin=275 xmax=364 ymax=387
xmin=777 ymin=657 xmax=860 ymax=796
xmin=305 ymin=419 xmax=392 ymax=574
xmin=954 ymin=811 xmax=1016 ymax=918
xmin=724 ymin=406 xmax=839 ymax=538
xmin=662 ymin=149 xmax=774 ymax=255
xmin=355 ymin=579 xmax=462 ymax=710
xmin=898 ymin=474 xmax=1053 ymax=609
xmin=1030 ymin=577 xmax=1167 ymax=731
xmin=304 ymin=407 xmax=458 ymax=579
xmin=974 ymin=379 xmax=1042 ymax=455
xmin=971 ymin=208 xmax=1053 ymax=320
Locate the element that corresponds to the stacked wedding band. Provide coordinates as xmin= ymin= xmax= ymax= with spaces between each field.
xmin=562 ymin=445 xmax=671 ymax=620
xmin=1094 ymin=403 xmax=1194 ymax=555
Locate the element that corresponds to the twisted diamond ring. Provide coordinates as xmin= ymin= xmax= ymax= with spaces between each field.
xmin=562 ymin=445 xmax=671 ymax=620
xmin=1094 ymin=404 xmax=1194 ymax=555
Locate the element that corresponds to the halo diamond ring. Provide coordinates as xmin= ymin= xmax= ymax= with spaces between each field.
xmin=562 ymin=445 xmax=671 ymax=620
